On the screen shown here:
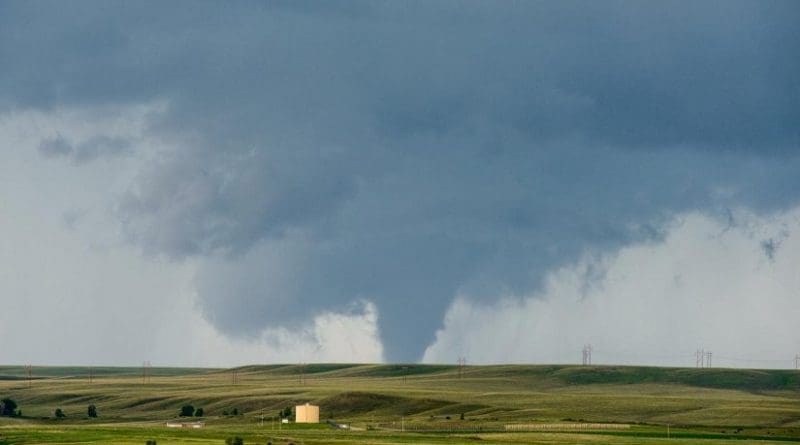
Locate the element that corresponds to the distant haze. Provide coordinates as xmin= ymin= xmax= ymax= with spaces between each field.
xmin=0 ymin=1 xmax=798 ymax=366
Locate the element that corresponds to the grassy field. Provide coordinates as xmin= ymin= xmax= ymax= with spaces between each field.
xmin=1 ymin=364 xmax=799 ymax=444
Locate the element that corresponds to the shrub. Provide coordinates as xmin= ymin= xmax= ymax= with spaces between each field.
xmin=225 ymin=437 xmax=243 ymax=445
xmin=194 ymin=407 xmax=204 ymax=417
xmin=145 ymin=441 xmax=157 ymax=445
xmin=231 ymin=407 xmax=239 ymax=416
xmin=54 ymin=408 xmax=66 ymax=419
xmin=180 ymin=405 xmax=195 ymax=417
xmin=1 ymin=398 xmax=18 ymax=416
xmin=87 ymin=404 xmax=98 ymax=418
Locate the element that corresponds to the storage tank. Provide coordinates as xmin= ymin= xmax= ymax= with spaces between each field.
xmin=295 ymin=403 xmax=319 ymax=423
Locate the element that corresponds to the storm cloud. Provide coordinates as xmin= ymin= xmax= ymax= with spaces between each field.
xmin=1 ymin=1 xmax=799 ymax=361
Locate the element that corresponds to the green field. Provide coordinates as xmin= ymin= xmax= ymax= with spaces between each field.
xmin=1 ymin=364 xmax=799 ymax=444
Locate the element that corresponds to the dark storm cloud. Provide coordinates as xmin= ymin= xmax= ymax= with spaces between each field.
xmin=3 ymin=1 xmax=799 ymax=360
xmin=37 ymin=134 xmax=132 ymax=163
xmin=38 ymin=135 xmax=72 ymax=158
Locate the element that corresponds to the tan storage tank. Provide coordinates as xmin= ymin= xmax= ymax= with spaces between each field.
xmin=295 ymin=403 xmax=319 ymax=423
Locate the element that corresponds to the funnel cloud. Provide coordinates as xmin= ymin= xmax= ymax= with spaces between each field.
xmin=0 ymin=1 xmax=798 ymax=363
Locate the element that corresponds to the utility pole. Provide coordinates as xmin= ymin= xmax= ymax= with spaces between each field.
xmin=457 ymin=357 xmax=466 ymax=379
xmin=705 ymin=351 xmax=712 ymax=368
xmin=231 ymin=369 xmax=239 ymax=385
xmin=794 ymin=354 xmax=799 ymax=370
xmin=26 ymin=365 xmax=32 ymax=389
xmin=89 ymin=367 xmax=93 ymax=384
xmin=582 ymin=344 xmax=592 ymax=366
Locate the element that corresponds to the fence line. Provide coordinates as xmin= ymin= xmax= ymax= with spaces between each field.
xmin=505 ymin=423 xmax=630 ymax=431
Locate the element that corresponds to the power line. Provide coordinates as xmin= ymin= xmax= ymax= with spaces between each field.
xmin=543 ymin=348 xmax=798 ymax=369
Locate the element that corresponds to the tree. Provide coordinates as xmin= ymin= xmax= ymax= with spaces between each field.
xmin=225 ymin=437 xmax=243 ymax=445
xmin=1 ymin=398 xmax=18 ymax=416
xmin=231 ymin=407 xmax=239 ymax=416
xmin=194 ymin=407 xmax=204 ymax=417
xmin=87 ymin=404 xmax=98 ymax=418
xmin=145 ymin=441 xmax=157 ymax=445
xmin=282 ymin=406 xmax=292 ymax=419
xmin=180 ymin=405 xmax=195 ymax=417
xmin=54 ymin=408 xmax=66 ymax=418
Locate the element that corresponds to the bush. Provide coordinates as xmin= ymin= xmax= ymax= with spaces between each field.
xmin=146 ymin=441 xmax=157 ymax=445
xmin=87 ymin=404 xmax=98 ymax=418
xmin=231 ymin=407 xmax=239 ymax=416
xmin=1 ymin=398 xmax=18 ymax=416
xmin=194 ymin=407 xmax=204 ymax=417
xmin=180 ymin=405 xmax=195 ymax=417
xmin=54 ymin=408 xmax=66 ymax=419
xmin=225 ymin=437 xmax=243 ymax=445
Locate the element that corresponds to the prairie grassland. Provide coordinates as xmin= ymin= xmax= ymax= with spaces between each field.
xmin=1 ymin=364 xmax=799 ymax=444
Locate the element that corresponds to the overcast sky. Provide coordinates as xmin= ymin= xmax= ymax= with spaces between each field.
xmin=1 ymin=1 xmax=799 ymax=367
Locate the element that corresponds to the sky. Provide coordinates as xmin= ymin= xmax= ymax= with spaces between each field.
xmin=0 ymin=1 xmax=799 ymax=367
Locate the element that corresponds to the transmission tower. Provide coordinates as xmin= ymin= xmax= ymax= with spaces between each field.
xmin=457 ymin=357 xmax=467 ymax=379
xmin=142 ymin=361 xmax=151 ymax=384
xmin=795 ymin=354 xmax=799 ymax=370
xmin=695 ymin=349 xmax=712 ymax=368
xmin=582 ymin=344 xmax=593 ymax=365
